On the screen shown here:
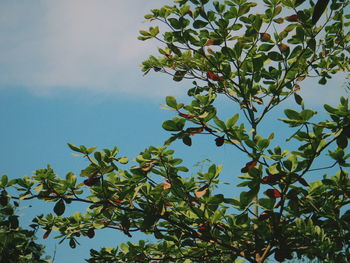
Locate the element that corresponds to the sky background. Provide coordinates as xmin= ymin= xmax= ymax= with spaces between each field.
xmin=0 ymin=1 xmax=349 ymax=262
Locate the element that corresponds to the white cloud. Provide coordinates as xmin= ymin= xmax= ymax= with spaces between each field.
xmin=0 ymin=1 xmax=348 ymax=101
xmin=0 ymin=0 xmax=180 ymax=97
xmin=298 ymin=73 xmax=349 ymax=106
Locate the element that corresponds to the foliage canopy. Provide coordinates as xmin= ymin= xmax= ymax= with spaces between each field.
xmin=2 ymin=0 xmax=350 ymax=262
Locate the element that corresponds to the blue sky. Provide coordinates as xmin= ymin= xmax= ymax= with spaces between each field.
xmin=0 ymin=1 xmax=349 ymax=262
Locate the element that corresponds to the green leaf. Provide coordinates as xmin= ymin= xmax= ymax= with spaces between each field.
xmin=67 ymin=143 xmax=83 ymax=153
xmin=268 ymin=51 xmax=283 ymax=61
xmin=1 ymin=175 xmax=8 ymax=187
xmin=312 ymin=0 xmax=330 ymax=25
xmin=162 ymin=120 xmax=181 ymax=131
xmin=284 ymin=109 xmax=300 ymax=120
xmin=168 ymin=18 xmax=181 ymax=29
xmin=240 ymin=187 xmax=259 ymax=207
xmin=295 ymin=0 xmax=307 ymax=7
xmin=168 ymin=44 xmax=182 ymax=56
xmin=173 ymin=71 xmax=187 ymax=82
xmin=193 ymin=20 xmax=208 ymax=28
xmin=300 ymin=109 xmax=315 ymax=120
xmin=139 ymin=30 xmax=151 ymax=36
xmin=288 ymin=154 xmax=298 ymax=172
xmin=118 ymin=157 xmax=129 ymax=164
xmin=226 ymin=114 xmax=239 ymax=128
xmin=294 ymin=93 xmax=304 ymax=106
xmin=182 ymin=136 xmax=192 ymax=146
xmin=53 ymin=199 xmax=65 ymax=216
xmin=66 ymin=173 xmax=77 ymax=187
xmin=259 ymin=198 xmax=275 ymax=210
xmin=235 ymin=212 xmax=249 ymax=225
xmin=213 ymin=117 xmax=226 ymax=130
xmin=9 ymin=215 xmax=19 ymax=229
xmin=149 ymin=26 xmax=159 ymax=36
xmin=259 ymin=44 xmax=274 ymax=51
xmin=324 ymin=104 xmax=338 ymax=114
xmin=166 ymin=96 xmax=177 ymax=108
xmin=337 ymin=133 xmax=348 ymax=149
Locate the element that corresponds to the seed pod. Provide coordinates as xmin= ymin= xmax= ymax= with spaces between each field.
xmin=215 ymin=136 xmax=225 ymax=147
xmin=69 ymin=238 xmax=76 ymax=249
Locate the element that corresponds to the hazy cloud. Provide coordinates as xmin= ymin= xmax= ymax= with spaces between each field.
xmin=0 ymin=0 xmax=178 ymax=97
xmin=0 ymin=1 xmax=348 ymax=102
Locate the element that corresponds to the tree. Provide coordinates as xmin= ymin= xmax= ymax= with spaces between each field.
xmin=0 ymin=188 xmax=50 ymax=263
xmin=2 ymin=0 xmax=350 ymax=262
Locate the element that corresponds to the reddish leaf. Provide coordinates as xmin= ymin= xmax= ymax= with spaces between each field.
xmin=179 ymin=112 xmax=195 ymax=119
xmin=241 ymin=160 xmax=258 ymax=173
xmin=199 ymin=222 xmax=210 ymax=231
xmin=273 ymin=17 xmax=284 ymax=24
xmin=195 ymin=184 xmax=209 ymax=198
xmin=207 ymin=71 xmax=224 ymax=82
xmin=266 ymin=189 xmax=282 ymax=198
xmin=164 ymin=53 xmax=174 ymax=58
xmin=164 ymin=202 xmax=172 ymax=207
xmin=204 ymin=39 xmax=215 ymax=46
xmin=258 ymin=210 xmax=273 ymax=220
xmin=278 ymin=43 xmax=289 ymax=52
xmin=134 ymin=256 xmax=146 ymax=262
xmin=188 ymin=127 xmax=203 ymax=136
xmin=262 ymin=174 xmax=280 ymax=184
xmin=253 ymin=96 xmax=264 ymax=104
xmin=260 ymin=33 xmax=271 ymax=42
xmin=43 ymin=229 xmax=51 ymax=239
xmin=84 ymin=172 xmax=99 ymax=186
xmin=285 ymin=14 xmax=299 ymax=22
xmin=186 ymin=10 xmax=193 ymax=17
xmin=204 ymin=39 xmax=222 ymax=46
xmin=142 ymin=164 xmax=154 ymax=172
xmin=296 ymin=76 xmax=306 ymax=82
xmin=190 ymin=197 xmax=200 ymax=206
xmin=195 ymin=188 xmax=207 ymax=198
xmin=163 ymin=181 xmax=171 ymax=190
xmin=293 ymin=84 xmax=301 ymax=91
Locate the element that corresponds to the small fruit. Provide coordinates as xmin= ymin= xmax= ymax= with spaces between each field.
xmin=87 ymin=228 xmax=95 ymax=239
xmin=215 ymin=136 xmax=225 ymax=147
